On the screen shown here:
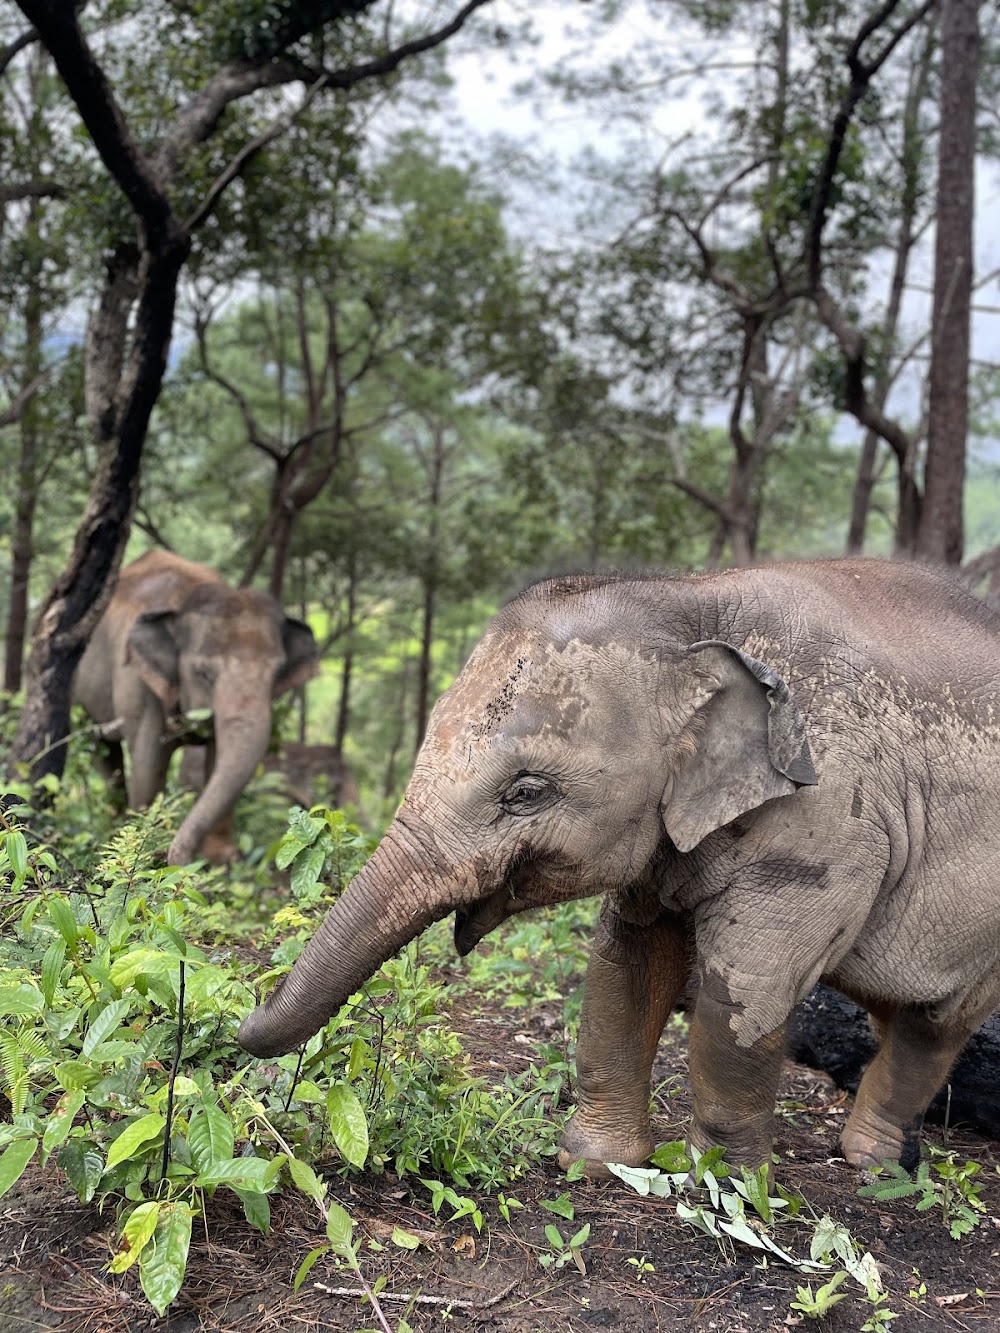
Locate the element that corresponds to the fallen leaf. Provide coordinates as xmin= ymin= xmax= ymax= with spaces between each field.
xmin=452 ymin=1234 xmax=476 ymax=1260
xmin=933 ymin=1293 xmax=970 ymax=1307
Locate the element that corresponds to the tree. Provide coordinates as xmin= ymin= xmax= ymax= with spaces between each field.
xmin=5 ymin=0 xmax=493 ymax=784
xmin=917 ymin=0 xmax=981 ymax=564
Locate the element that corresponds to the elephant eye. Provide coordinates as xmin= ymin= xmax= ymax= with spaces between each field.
xmin=500 ymin=772 xmax=557 ymax=816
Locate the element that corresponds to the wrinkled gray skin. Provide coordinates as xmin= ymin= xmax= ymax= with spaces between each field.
xmin=73 ymin=551 xmax=318 ymax=865
xmin=239 ymin=560 xmax=1000 ymax=1174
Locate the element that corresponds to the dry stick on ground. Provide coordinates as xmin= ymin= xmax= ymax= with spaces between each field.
xmin=313 ymin=1278 xmax=520 ymax=1310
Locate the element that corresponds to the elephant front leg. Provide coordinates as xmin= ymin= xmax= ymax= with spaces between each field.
xmin=687 ymin=968 xmax=788 ymax=1171
xmin=560 ymin=907 xmax=690 ymax=1174
xmin=842 ymin=1008 xmax=969 ymax=1171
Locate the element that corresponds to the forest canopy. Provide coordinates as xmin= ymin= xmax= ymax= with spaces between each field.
xmin=0 ymin=0 xmax=997 ymax=808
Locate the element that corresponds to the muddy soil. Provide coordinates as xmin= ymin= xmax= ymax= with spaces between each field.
xmin=2 ymin=993 xmax=998 ymax=1333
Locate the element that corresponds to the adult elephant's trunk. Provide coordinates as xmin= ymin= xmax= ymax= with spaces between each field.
xmin=239 ymin=818 xmax=469 ymax=1056
xmin=167 ymin=708 xmax=271 ymax=864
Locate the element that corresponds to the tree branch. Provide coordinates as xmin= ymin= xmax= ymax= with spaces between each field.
xmin=0 ymin=178 xmax=68 ymax=204
xmin=0 ymin=372 xmax=47 ymax=429
xmin=14 ymin=1 xmax=177 ymax=249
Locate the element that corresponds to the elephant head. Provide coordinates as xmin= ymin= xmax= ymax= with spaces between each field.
xmin=239 ymin=578 xmax=814 ymax=1056
xmin=127 ymin=584 xmax=317 ymax=864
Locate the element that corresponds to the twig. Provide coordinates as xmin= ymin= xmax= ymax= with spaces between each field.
xmin=313 ymin=1278 xmax=519 ymax=1310
xmin=160 ymin=959 xmax=186 ymax=1185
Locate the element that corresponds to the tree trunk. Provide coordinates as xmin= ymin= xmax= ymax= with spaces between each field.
xmin=7 ymin=236 xmax=188 ymax=781
xmin=917 ymin=0 xmax=979 ymax=565
xmin=848 ymin=24 xmax=933 ymax=554
xmin=414 ymin=427 xmax=444 ymax=753
xmin=4 ymin=201 xmax=43 ymax=694
xmin=334 ymin=553 xmax=357 ymax=755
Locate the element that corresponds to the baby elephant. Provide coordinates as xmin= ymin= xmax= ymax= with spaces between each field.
xmin=73 ymin=551 xmax=318 ymax=864
xmin=240 ymin=559 xmax=1000 ymax=1175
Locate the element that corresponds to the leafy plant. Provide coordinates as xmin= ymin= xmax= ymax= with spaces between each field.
xmin=538 ymin=1221 xmax=591 ymax=1274
xmin=790 ymin=1271 xmax=849 ymax=1318
xmin=857 ymin=1150 xmax=986 ymax=1239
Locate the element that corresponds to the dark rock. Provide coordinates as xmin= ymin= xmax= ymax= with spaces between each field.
xmin=789 ymin=984 xmax=1000 ymax=1141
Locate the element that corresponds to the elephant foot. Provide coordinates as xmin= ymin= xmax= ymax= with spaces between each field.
xmin=558 ymin=1109 xmax=654 ymax=1178
xmin=841 ymin=1109 xmax=922 ymax=1172
xmin=687 ymin=1118 xmax=773 ymax=1175
xmin=199 ymin=832 xmax=240 ymax=865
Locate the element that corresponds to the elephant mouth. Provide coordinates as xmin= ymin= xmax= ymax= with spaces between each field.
xmin=453 ymin=850 xmax=577 ymax=956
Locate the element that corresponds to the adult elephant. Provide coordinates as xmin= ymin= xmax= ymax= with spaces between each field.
xmin=239 ymin=560 xmax=1000 ymax=1175
xmin=73 ymin=551 xmax=318 ymax=865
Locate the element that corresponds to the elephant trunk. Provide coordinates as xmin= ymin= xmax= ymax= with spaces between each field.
xmin=238 ymin=819 xmax=467 ymax=1056
xmin=168 ymin=707 xmax=272 ymax=864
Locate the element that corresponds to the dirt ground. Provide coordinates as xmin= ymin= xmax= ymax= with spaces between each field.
xmin=2 ymin=991 xmax=999 ymax=1333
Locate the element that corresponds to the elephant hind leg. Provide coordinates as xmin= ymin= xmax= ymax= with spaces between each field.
xmin=842 ymin=1007 xmax=971 ymax=1170
xmin=559 ymin=906 xmax=690 ymax=1176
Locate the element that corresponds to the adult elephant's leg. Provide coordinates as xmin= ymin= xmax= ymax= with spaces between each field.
xmin=842 ymin=1008 xmax=972 ymax=1170
xmin=687 ymin=969 xmax=788 ymax=1170
xmin=126 ymin=710 xmax=172 ymax=809
xmin=560 ymin=905 xmax=690 ymax=1171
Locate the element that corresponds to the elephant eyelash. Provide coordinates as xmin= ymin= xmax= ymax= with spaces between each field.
xmin=498 ymin=772 xmax=560 ymax=816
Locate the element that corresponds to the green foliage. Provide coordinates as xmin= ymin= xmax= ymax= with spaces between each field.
xmin=538 ymin=1221 xmax=591 ymax=1274
xmin=790 ymin=1270 xmax=849 ymax=1319
xmin=857 ymin=1151 xmax=987 ymax=1239
xmin=0 ymin=770 xmax=585 ymax=1314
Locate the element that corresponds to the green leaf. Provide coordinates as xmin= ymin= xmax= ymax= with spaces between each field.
xmin=346 ymin=1037 xmax=368 ymax=1083
xmin=290 ymin=843 xmax=326 ymax=898
xmin=326 ymin=1084 xmax=369 ymax=1168
xmin=41 ymin=938 xmax=67 ymax=1006
xmin=108 ymin=1201 xmax=162 ymax=1273
xmin=109 ymin=949 xmax=181 ymax=988
xmin=58 ymin=1140 xmax=104 ymax=1203
xmin=104 ymin=1113 xmax=166 ymax=1172
xmin=391 ymin=1226 xmax=421 ymax=1250
xmin=293 ymin=1244 xmax=329 ymax=1292
xmin=325 ymin=1201 xmax=357 ymax=1266
xmin=544 ymin=1223 xmax=564 ymax=1249
xmin=234 ymin=1186 xmax=271 ymax=1234
xmin=41 ymin=1089 xmax=86 ymax=1163
xmin=539 ymin=1192 xmax=575 ymax=1219
xmin=47 ymin=896 xmax=79 ymax=948
xmin=650 ymin=1141 xmax=691 ymax=1172
xmin=195 ymin=1157 xmax=273 ymax=1190
xmin=139 ymin=1202 xmax=192 ymax=1316
xmin=0 ymin=1137 xmax=37 ymax=1198
xmin=188 ymin=1106 xmax=234 ymax=1174
xmin=6 ymin=829 xmax=29 ymax=887
xmin=284 ymin=1153 xmax=327 ymax=1205
xmin=82 ymin=999 xmax=132 ymax=1057
xmin=0 ymin=984 xmax=44 ymax=1017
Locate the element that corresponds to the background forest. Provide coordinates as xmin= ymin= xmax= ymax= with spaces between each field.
xmin=2 ymin=0 xmax=998 ymax=816
xmin=2 ymin=5 xmax=1000 ymax=1330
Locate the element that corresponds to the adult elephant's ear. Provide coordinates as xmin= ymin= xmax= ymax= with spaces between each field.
xmin=127 ymin=610 xmax=181 ymax=710
xmin=274 ymin=617 xmax=319 ymax=695
xmin=660 ymin=640 xmax=817 ymax=853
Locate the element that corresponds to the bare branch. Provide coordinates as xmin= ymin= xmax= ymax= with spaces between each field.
xmin=182 ymin=74 xmax=328 ymax=233
xmin=0 ymin=23 xmax=36 ymax=78
xmin=0 ymin=371 xmax=47 ymax=429
xmin=0 ymin=178 xmax=67 ymax=203
xmin=194 ymin=315 xmax=280 ymax=460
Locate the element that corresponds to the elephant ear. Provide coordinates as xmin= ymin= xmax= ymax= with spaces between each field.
xmin=660 ymin=640 xmax=817 ymax=854
xmin=274 ymin=616 xmax=319 ymax=695
xmin=126 ymin=610 xmax=181 ymax=710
